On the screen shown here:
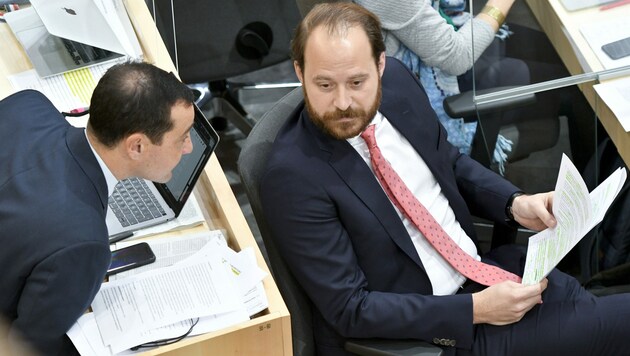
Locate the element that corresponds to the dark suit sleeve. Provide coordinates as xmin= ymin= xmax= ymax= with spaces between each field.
xmin=10 ymin=241 xmax=110 ymax=355
xmin=261 ymin=163 xmax=475 ymax=347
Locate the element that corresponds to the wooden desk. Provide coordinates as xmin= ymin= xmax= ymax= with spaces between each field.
xmin=525 ymin=0 xmax=630 ymax=165
xmin=0 ymin=1 xmax=291 ymax=355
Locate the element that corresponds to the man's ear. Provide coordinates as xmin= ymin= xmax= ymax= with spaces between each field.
xmin=378 ymin=52 xmax=386 ymax=78
xmin=294 ymin=60 xmax=304 ymax=84
xmin=124 ymin=133 xmax=146 ymax=161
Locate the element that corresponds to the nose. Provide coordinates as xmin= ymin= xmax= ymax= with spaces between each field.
xmin=182 ymin=136 xmax=193 ymax=155
xmin=333 ymin=86 xmax=352 ymax=111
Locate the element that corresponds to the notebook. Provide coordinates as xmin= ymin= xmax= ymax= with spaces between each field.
xmin=4 ymin=0 xmax=141 ymax=77
xmin=105 ymin=104 xmax=220 ymax=237
xmin=559 ymin=0 xmax=616 ymax=11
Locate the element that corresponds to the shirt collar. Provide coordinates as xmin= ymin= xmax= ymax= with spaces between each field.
xmin=84 ymin=129 xmax=118 ymax=197
xmin=347 ymin=111 xmax=384 ymax=145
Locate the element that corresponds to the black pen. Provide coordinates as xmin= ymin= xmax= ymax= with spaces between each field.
xmin=108 ymin=231 xmax=134 ymax=244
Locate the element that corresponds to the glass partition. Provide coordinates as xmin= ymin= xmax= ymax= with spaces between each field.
xmin=464 ymin=0 xmax=630 ymax=193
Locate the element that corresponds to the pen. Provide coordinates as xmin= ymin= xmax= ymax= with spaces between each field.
xmin=601 ymin=0 xmax=630 ymax=11
xmin=108 ymin=231 xmax=134 ymax=244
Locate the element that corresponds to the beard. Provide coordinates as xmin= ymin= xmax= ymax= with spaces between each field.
xmin=304 ymin=81 xmax=382 ymax=140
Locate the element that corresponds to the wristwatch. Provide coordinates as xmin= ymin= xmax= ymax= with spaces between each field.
xmin=505 ymin=191 xmax=525 ymax=225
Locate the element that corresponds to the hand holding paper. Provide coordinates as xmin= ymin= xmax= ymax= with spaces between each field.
xmin=521 ymin=154 xmax=627 ymax=285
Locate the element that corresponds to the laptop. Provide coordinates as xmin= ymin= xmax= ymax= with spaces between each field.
xmin=559 ymin=0 xmax=617 ymax=11
xmin=4 ymin=0 xmax=141 ymax=77
xmin=105 ymin=104 xmax=220 ymax=237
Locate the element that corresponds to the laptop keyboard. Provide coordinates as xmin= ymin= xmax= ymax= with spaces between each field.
xmin=61 ymin=38 xmax=113 ymax=65
xmin=108 ymin=178 xmax=167 ymax=227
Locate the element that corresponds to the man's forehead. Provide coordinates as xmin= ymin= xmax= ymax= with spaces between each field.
xmin=302 ymin=25 xmax=374 ymax=74
xmin=169 ymin=102 xmax=194 ymax=132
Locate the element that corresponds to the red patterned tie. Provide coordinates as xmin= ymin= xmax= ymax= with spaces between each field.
xmin=361 ymin=125 xmax=521 ymax=286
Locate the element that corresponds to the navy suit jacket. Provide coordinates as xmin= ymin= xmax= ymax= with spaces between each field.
xmin=260 ymin=58 xmax=521 ymax=354
xmin=0 ymin=90 xmax=111 ymax=354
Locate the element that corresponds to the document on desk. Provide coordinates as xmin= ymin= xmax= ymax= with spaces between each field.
xmin=112 ymin=231 xmax=269 ymax=316
xmin=69 ymin=308 xmax=250 ymax=355
xmin=7 ymin=58 xmax=126 ymax=113
xmin=593 ymin=77 xmax=630 ymax=131
xmin=522 ymin=154 xmax=627 ymax=285
xmin=91 ymin=252 xmax=244 ymax=351
xmin=580 ymin=18 xmax=630 ymax=69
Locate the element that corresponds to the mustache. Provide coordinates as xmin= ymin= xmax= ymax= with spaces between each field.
xmin=321 ymin=107 xmax=367 ymax=121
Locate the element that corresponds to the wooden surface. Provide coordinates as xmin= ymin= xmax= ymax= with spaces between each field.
xmin=525 ymin=0 xmax=630 ymax=165
xmin=0 ymin=1 xmax=291 ymax=354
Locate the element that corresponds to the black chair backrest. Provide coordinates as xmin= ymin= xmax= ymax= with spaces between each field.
xmin=237 ymin=88 xmax=317 ymax=356
xmin=147 ymin=0 xmax=302 ymax=83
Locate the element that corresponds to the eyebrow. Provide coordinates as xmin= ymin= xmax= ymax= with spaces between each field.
xmin=181 ymin=122 xmax=194 ymax=137
xmin=313 ymin=73 xmax=370 ymax=82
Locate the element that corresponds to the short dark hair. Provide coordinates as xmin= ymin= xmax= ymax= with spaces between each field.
xmin=291 ymin=2 xmax=385 ymax=71
xmin=88 ymin=61 xmax=195 ymax=147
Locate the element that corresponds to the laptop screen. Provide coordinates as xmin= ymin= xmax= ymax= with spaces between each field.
xmin=156 ymin=104 xmax=219 ymax=214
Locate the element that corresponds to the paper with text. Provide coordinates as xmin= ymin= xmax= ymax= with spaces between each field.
xmin=522 ymin=154 xmax=627 ymax=284
xmin=91 ymin=255 xmax=243 ymax=349
xmin=108 ymin=229 xmax=226 ymax=280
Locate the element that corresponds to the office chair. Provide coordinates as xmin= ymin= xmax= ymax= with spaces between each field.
xmin=237 ymin=87 xmax=443 ymax=356
xmin=146 ymin=0 xmax=302 ymax=134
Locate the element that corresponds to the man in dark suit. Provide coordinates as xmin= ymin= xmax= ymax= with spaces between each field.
xmin=0 ymin=62 xmax=195 ymax=355
xmin=260 ymin=3 xmax=630 ymax=355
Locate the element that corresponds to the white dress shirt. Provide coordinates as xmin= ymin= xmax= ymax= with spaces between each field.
xmin=347 ymin=112 xmax=480 ymax=295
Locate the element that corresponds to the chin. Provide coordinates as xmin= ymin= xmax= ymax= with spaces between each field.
xmin=154 ymin=174 xmax=172 ymax=184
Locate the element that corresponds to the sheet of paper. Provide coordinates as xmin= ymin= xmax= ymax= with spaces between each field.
xmin=522 ymin=154 xmax=627 ymax=284
xmin=109 ymin=229 xmax=226 ymax=281
xmin=111 ymin=308 xmax=250 ymax=354
xmin=579 ymin=18 xmax=630 ymax=70
xmin=126 ymin=194 xmax=207 ymax=240
xmin=68 ymin=308 xmax=250 ymax=355
xmin=68 ymin=313 xmax=140 ymax=356
xmin=111 ymin=230 xmax=268 ymax=315
xmin=178 ymin=242 xmax=269 ymax=316
xmin=7 ymin=59 xmax=127 ymax=112
xmin=594 ymin=77 xmax=630 ymax=131
xmin=91 ymin=255 xmax=243 ymax=349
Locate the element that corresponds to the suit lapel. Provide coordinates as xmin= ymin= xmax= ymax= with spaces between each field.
xmin=379 ymin=86 xmax=441 ymax=176
xmin=66 ymin=127 xmax=109 ymax=212
xmin=304 ymin=111 xmax=426 ymax=270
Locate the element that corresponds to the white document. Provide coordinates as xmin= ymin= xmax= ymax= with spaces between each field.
xmin=91 ymin=254 xmax=243 ymax=350
xmin=522 ymin=154 xmax=627 ymax=284
xmin=109 ymin=230 xmax=226 ymax=280
xmin=110 ymin=230 xmax=268 ymax=315
xmin=71 ymin=230 xmax=267 ymax=354
xmin=580 ymin=18 xmax=630 ymax=70
xmin=593 ymin=77 xmax=630 ymax=132
xmin=125 ymin=194 xmax=207 ymax=240
xmin=7 ymin=60 xmax=125 ymax=113
xmin=68 ymin=309 xmax=250 ymax=355
xmin=179 ymin=241 xmax=269 ymax=316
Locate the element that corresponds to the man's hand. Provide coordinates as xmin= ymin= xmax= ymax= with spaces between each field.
xmin=511 ymin=192 xmax=556 ymax=231
xmin=472 ymin=279 xmax=548 ymax=325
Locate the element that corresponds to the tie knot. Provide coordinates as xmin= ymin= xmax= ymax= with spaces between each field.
xmin=360 ymin=125 xmax=376 ymax=147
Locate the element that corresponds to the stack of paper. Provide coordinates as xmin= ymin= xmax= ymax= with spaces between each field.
xmin=522 ymin=154 xmax=627 ymax=284
xmin=67 ymin=230 xmax=268 ymax=355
